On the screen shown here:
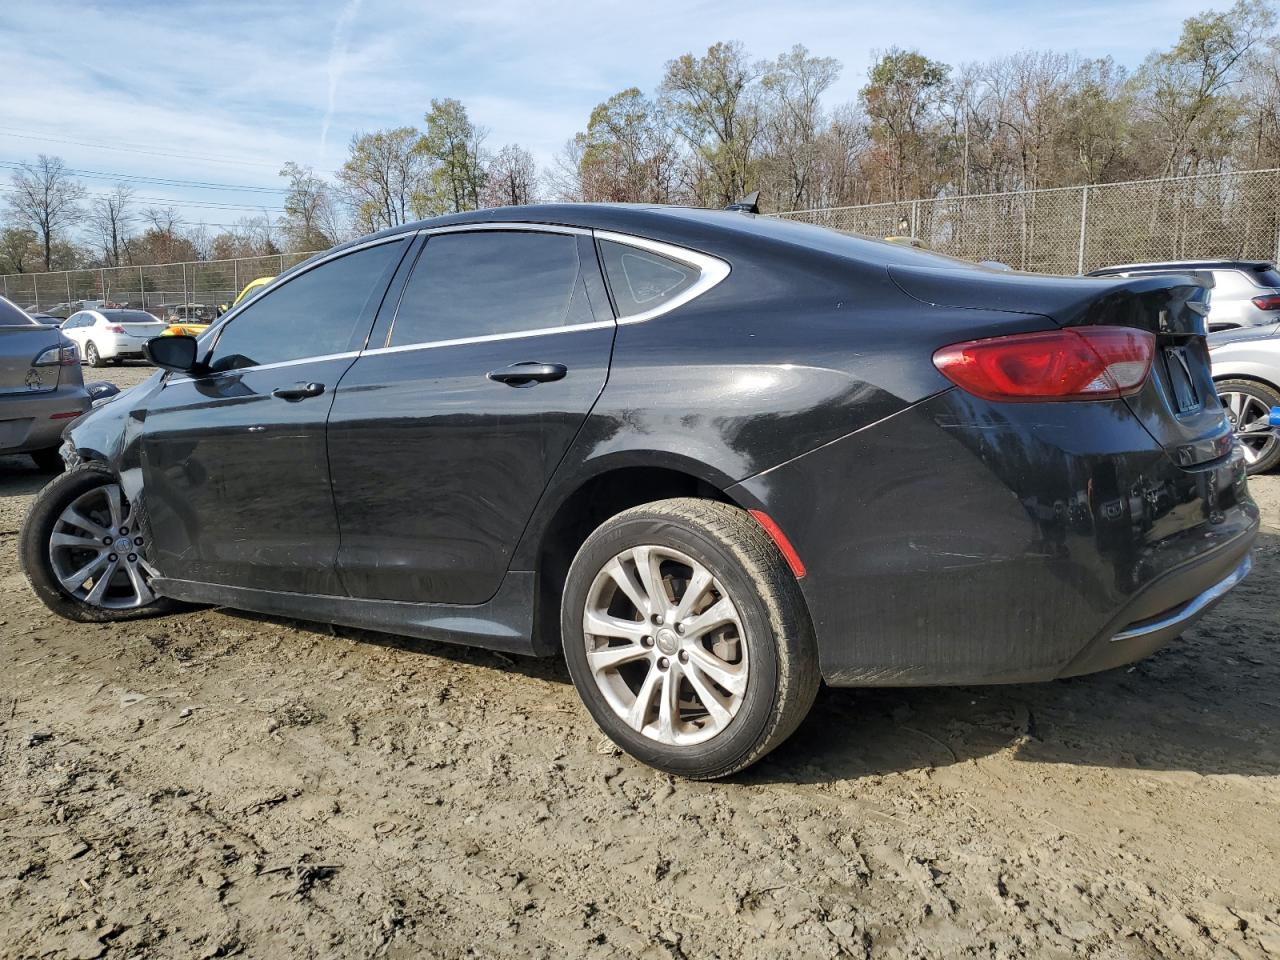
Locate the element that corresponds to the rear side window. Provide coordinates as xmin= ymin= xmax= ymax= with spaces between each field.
xmin=0 ymin=296 xmax=36 ymax=327
xmin=209 ymin=239 xmax=406 ymax=372
xmin=598 ymin=239 xmax=700 ymax=318
xmin=1252 ymin=267 xmax=1280 ymax=288
xmin=389 ymin=231 xmax=590 ymax=347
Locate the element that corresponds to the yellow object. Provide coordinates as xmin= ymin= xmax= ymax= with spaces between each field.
xmin=159 ymin=277 xmax=274 ymax=337
xmin=232 ymin=275 xmax=274 ymax=307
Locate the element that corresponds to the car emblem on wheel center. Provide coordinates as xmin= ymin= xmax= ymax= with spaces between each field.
xmin=115 ymin=536 xmax=132 ymax=553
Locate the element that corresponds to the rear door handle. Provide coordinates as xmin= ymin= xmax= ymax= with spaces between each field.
xmin=486 ymin=362 xmax=568 ymax=386
xmin=271 ymin=382 xmax=325 ymax=401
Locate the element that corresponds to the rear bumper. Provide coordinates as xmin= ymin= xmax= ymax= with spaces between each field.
xmin=729 ymin=388 xmax=1259 ymax=686
xmin=1058 ymin=547 xmax=1252 ymax=677
xmin=0 ymin=384 xmax=91 ymax=455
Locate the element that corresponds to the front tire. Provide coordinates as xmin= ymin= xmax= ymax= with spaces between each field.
xmin=561 ymin=498 xmax=819 ymax=779
xmin=85 ymin=341 xmax=105 ymax=367
xmin=1217 ymin=378 xmax=1280 ymax=474
xmin=20 ymin=464 xmax=177 ymax=622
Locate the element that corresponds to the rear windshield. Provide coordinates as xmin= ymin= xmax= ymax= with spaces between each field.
xmin=0 ymin=296 xmax=37 ymax=327
xmin=102 ymin=309 xmax=161 ymax=323
xmin=1251 ymin=267 xmax=1280 ymax=288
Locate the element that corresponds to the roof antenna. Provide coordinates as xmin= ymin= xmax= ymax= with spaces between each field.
xmin=725 ymin=191 xmax=760 ymax=214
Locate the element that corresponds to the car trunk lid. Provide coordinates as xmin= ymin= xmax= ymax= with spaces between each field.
xmin=890 ymin=264 xmax=1230 ymax=466
xmin=0 ymin=325 xmax=62 ymax=396
xmin=120 ymin=320 xmax=167 ymax=338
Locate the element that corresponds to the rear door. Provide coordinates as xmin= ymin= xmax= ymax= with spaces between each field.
xmin=328 ymin=226 xmax=616 ymax=604
xmin=138 ymin=238 xmax=409 ymax=595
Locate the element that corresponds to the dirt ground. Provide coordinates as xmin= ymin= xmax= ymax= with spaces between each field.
xmin=1 ymin=361 xmax=1278 ymax=959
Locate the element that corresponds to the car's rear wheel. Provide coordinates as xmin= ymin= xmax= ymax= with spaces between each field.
xmin=1217 ymin=378 xmax=1280 ymax=474
xmin=20 ymin=464 xmax=178 ymax=622
xmin=85 ymin=341 xmax=105 ymax=367
xmin=561 ymin=498 xmax=819 ymax=779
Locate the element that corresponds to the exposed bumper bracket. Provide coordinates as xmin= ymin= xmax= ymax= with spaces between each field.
xmin=1110 ymin=553 xmax=1253 ymax=643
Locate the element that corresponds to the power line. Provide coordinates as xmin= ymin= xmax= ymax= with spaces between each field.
xmin=0 ymin=159 xmax=288 ymax=194
xmin=0 ymin=127 xmax=287 ymax=169
xmin=0 ymin=185 xmax=285 ymax=213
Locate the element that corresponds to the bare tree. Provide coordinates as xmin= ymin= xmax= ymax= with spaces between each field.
xmin=90 ymin=184 xmax=134 ymax=266
xmin=481 ymin=144 xmax=539 ymax=207
xmin=337 ymin=128 xmax=430 ymax=232
xmin=279 ymin=161 xmax=340 ymax=251
xmin=6 ymin=154 xmax=86 ymax=271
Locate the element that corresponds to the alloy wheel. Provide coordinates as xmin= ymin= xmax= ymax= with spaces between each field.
xmin=47 ymin=482 xmax=158 ymax=609
xmin=1220 ymin=389 xmax=1277 ymax=467
xmin=582 ymin=545 xmax=748 ymax=746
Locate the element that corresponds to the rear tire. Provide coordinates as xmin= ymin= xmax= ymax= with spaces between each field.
xmin=561 ymin=498 xmax=819 ymax=779
xmin=85 ymin=341 xmax=105 ymax=368
xmin=1217 ymin=378 xmax=1280 ymax=474
xmin=20 ymin=463 xmax=178 ymax=623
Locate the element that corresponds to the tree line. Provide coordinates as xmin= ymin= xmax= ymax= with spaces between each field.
xmin=4 ymin=0 xmax=1278 ymax=275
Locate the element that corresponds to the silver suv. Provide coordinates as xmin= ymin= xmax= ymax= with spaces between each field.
xmin=1088 ymin=260 xmax=1280 ymax=332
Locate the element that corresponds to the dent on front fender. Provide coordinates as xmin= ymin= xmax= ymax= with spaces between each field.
xmin=65 ymin=372 xmax=164 ymax=506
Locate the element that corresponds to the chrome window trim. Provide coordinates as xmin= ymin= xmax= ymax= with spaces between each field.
xmin=363 ymin=320 xmax=615 ymax=359
xmin=593 ymin=230 xmax=731 ymax=324
xmin=418 ymin=222 xmax=591 ymax=238
xmin=166 ymin=350 xmax=363 ymax=387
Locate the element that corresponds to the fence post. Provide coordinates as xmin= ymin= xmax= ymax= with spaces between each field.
xmin=233 ymin=258 xmax=239 ymax=298
xmin=65 ymin=272 xmax=72 ymax=305
xmin=139 ymin=266 xmax=146 ymax=309
xmin=100 ymin=268 xmax=106 ymax=303
xmin=1076 ymin=185 xmax=1090 ymax=274
xmin=911 ymin=199 xmax=920 ymax=239
xmin=2 ymin=275 xmax=7 ymax=300
xmin=182 ymin=262 xmax=188 ymax=305
xmin=33 ymin=273 xmax=39 ymax=310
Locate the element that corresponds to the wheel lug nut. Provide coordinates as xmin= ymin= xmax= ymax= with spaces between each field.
xmin=657 ymin=657 xmax=669 ymax=670
xmin=652 ymin=614 xmax=663 ymax=625
xmin=103 ymin=536 xmax=113 ymax=545
xmin=119 ymin=527 xmax=128 ymax=535
xmin=108 ymin=553 xmax=117 ymax=562
xmin=674 ymin=622 xmax=684 ymax=634
xmin=134 ymin=537 xmax=144 ymax=546
xmin=127 ymin=554 xmax=137 ymax=562
xmin=678 ymin=650 xmax=689 ymax=664
xmin=641 ymin=636 xmax=653 ymax=647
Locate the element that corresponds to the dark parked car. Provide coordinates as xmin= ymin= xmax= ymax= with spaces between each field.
xmin=0 ymin=296 xmax=90 ymax=470
xmin=1088 ymin=260 xmax=1280 ymax=331
xmin=19 ymin=206 xmax=1259 ymax=778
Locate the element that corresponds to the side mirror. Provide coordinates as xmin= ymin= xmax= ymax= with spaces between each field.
xmin=144 ymin=334 xmax=201 ymax=373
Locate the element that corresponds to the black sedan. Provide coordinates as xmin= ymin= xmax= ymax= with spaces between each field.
xmin=18 ymin=205 xmax=1259 ymax=778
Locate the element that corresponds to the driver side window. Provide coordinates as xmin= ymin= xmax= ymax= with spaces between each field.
xmin=208 ymin=240 xmax=407 ymax=373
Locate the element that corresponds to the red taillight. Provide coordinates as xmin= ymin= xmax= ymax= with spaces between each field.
xmin=105 ymin=324 xmax=126 ymax=333
xmin=932 ymin=326 xmax=1155 ymax=402
xmin=1252 ymin=294 xmax=1280 ymax=311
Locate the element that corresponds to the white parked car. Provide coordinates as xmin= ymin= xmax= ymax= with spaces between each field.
xmin=59 ymin=309 xmax=168 ymax=367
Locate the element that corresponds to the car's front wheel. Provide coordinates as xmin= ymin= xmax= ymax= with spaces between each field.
xmin=561 ymin=498 xmax=819 ymax=779
xmin=20 ymin=464 xmax=178 ymax=622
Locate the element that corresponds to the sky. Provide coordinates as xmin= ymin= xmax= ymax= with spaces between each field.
xmin=0 ymin=0 xmax=1214 ymax=233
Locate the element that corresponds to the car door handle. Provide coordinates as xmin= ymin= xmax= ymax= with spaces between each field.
xmin=486 ymin=362 xmax=568 ymax=386
xmin=271 ymin=382 xmax=326 ymax=401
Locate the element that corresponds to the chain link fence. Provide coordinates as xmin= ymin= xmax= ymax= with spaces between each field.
xmin=0 ymin=251 xmax=319 ymax=316
xmin=774 ymin=167 xmax=1280 ymax=274
xmin=4 ymin=169 xmax=1280 ymax=315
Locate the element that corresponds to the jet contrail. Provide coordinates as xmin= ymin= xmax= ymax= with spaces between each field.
xmin=320 ymin=0 xmax=365 ymax=160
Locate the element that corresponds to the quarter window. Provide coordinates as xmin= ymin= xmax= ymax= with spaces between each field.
xmin=389 ymin=231 xmax=590 ymax=347
xmin=208 ymin=240 xmax=406 ymax=372
xmin=598 ymin=240 xmax=700 ymax=318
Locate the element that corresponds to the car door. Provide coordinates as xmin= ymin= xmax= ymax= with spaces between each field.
xmin=327 ymin=226 xmax=616 ymax=604
xmin=137 ymin=237 xmax=410 ymax=595
xmin=60 ymin=313 xmax=86 ymax=352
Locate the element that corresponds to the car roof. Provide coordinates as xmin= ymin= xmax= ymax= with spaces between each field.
xmin=311 ymin=202 xmax=992 ymax=277
xmin=1089 ymin=259 xmax=1275 ymax=275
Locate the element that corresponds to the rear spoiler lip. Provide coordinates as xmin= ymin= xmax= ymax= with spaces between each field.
xmin=888 ymin=263 xmax=1211 ymax=336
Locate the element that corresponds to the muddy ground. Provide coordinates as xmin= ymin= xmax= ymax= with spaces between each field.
xmin=1 ymin=361 xmax=1278 ymax=959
